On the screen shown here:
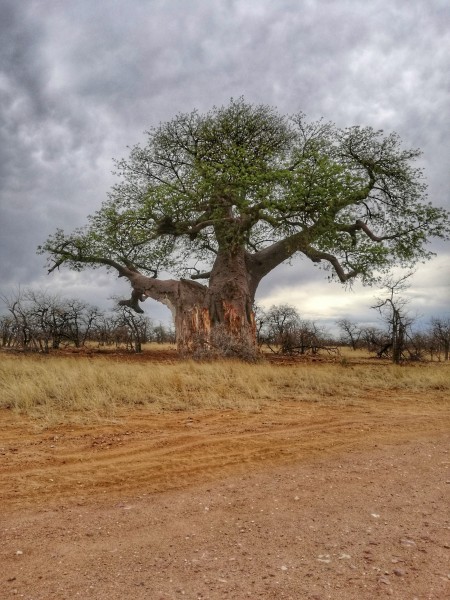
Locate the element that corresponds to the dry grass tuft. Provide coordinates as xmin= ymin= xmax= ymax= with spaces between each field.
xmin=0 ymin=354 xmax=448 ymax=424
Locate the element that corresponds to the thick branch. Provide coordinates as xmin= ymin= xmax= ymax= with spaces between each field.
xmin=124 ymin=273 xmax=207 ymax=314
xmin=248 ymin=235 xmax=302 ymax=282
xmin=156 ymin=207 xmax=237 ymax=239
xmin=45 ymin=245 xmax=205 ymax=315
xmin=247 ymin=229 xmax=358 ymax=289
xmin=300 ymin=246 xmax=358 ymax=282
xmin=47 ymin=250 xmax=136 ymax=279
xmin=118 ymin=289 xmax=145 ymax=313
xmin=190 ymin=271 xmax=212 ymax=280
xmin=338 ymin=220 xmax=397 ymax=243
xmin=338 ymin=219 xmax=429 ymax=244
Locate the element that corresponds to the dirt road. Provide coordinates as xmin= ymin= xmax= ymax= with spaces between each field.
xmin=1 ymin=389 xmax=449 ymax=599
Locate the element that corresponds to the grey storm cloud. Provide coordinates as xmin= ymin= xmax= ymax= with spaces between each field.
xmin=1 ymin=0 xmax=449 ymax=324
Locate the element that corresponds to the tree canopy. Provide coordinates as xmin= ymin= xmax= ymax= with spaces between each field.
xmin=40 ymin=98 xmax=450 ymax=357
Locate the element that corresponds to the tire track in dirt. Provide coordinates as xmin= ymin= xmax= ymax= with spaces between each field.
xmin=1 ymin=391 xmax=449 ymax=512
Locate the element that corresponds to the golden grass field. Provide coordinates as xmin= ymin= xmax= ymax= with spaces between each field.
xmin=1 ymin=348 xmax=449 ymax=424
xmin=2 ymin=347 xmax=450 ymax=599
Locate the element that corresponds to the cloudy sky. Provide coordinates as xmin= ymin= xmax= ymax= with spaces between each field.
xmin=1 ymin=0 xmax=449 ymax=330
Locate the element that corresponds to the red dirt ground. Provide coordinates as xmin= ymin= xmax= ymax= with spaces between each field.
xmin=1 ymin=356 xmax=449 ymax=599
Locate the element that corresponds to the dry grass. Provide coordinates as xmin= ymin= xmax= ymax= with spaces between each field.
xmin=0 ymin=353 xmax=448 ymax=424
xmin=80 ymin=341 xmax=178 ymax=353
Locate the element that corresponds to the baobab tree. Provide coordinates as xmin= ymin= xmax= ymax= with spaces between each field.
xmin=40 ymin=98 xmax=450 ymax=359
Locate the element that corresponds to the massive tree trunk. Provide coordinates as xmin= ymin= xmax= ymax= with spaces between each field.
xmin=123 ymin=248 xmax=258 ymax=359
xmin=205 ymin=247 xmax=257 ymax=359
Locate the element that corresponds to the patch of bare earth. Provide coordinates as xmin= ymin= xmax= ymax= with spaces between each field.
xmin=1 ymin=387 xmax=449 ymax=599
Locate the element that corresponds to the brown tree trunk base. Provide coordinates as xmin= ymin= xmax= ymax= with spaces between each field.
xmin=127 ymin=252 xmax=260 ymax=361
xmin=177 ymin=301 xmax=258 ymax=361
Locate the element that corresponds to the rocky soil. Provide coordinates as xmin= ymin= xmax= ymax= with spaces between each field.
xmin=1 ymin=388 xmax=449 ymax=599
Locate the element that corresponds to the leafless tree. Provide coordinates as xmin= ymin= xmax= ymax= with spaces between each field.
xmin=259 ymin=304 xmax=301 ymax=353
xmin=1 ymin=289 xmax=36 ymax=350
xmin=0 ymin=315 xmax=15 ymax=347
xmin=337 ymin=318 xmax=363 ymax=350
xmin=1 ymin=289 xmax=105 ymax=351
xmin=372 ymin=273 xmax=416 ymax=364
xmin=431 ymin=317 xmax=450 ymax=361
xmin=258 ymin=304 xmax=332 ymax=355
xmin=111 ymin=303 xmax=154 ymax=352
xmin=152 ymin=323 xmax=176 ymax=344
xmin=63 ymin=299 xmax=103 ymax=347
xmin=359 ymin=326 xmax=390 ymax=355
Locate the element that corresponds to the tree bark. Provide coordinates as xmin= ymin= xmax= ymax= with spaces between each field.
xmin=125 ymin=248 xmax=258 ymax=359
xmin=206 ymin=247 xmax=257 ymax=359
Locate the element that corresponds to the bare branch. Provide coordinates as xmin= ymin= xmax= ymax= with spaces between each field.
xmin=47 ymin=250 xmax=135 ymax=279
xmin=301 ymin=246 xmax=358 ymax=283
xmin=190 ymin=271 xmax=211 ymax=280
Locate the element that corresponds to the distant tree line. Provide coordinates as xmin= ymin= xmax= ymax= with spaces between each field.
xmin=336 ymin=316 xmax=450 ymax=363
xmin=1 ymin=288 xmax=448 ymax=362
xmin=255 ymin=304 xmax=338 ymax=357
xmin=256 ymin=301 xmax=449 ymax=363
xmin=337 ymin=274 xmax=450 ymax=363
xmin=0 ymin=289 xmax=175 ymax=353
